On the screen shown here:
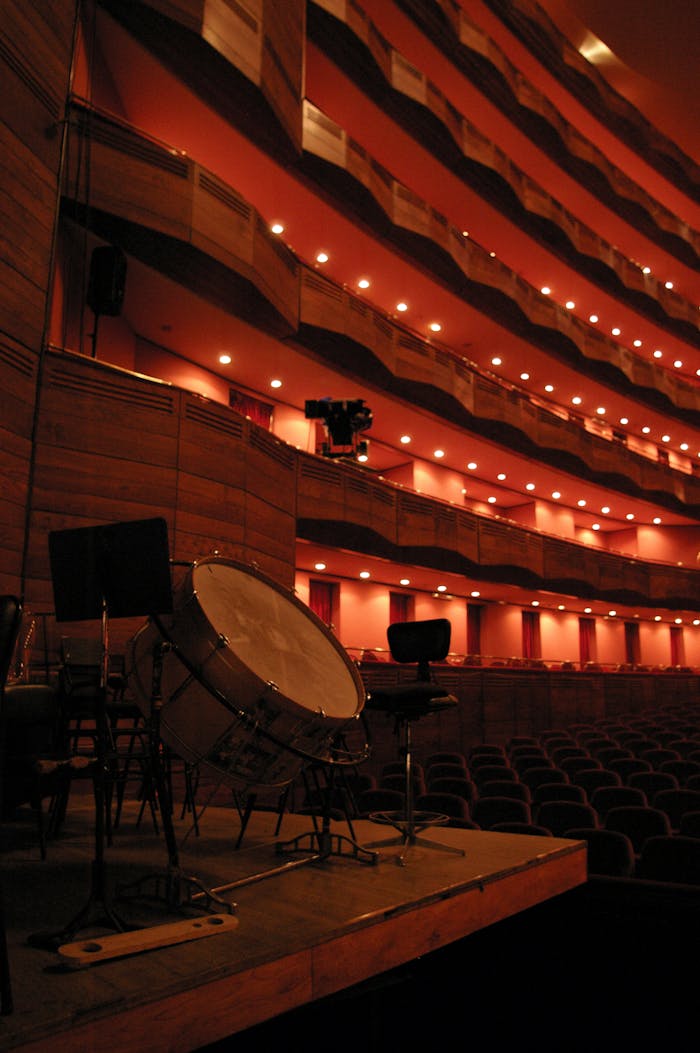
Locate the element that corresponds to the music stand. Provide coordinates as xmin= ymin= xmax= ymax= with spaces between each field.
xmin=29 ymin=518 xmax=174 ymax=948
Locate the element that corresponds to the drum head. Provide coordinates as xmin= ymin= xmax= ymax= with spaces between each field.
xmin=190 ymin=559 xmax=363 ymax=721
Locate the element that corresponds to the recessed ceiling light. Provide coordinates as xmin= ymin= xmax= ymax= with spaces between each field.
xmin=429 ymin=322 xmax=442 ymax=333
xmin=592 ymin=524 xmax=600 ymax=531
xmin=619 ymin=417 xmax=629 ymax=425
xmin=541 ymin=286 xmax=551 ymax=295
xmin=491 ymin=356 xmax=502 ymax=366
xmin=400 ymin=578 xmax=410 ymax=586
xmin=601 ymin=506 xmax=610 ymax=514
xmin=316 ymin=251 xmax=329 ymax=263
xmin=653 ymin=517 xmax=662 ymax=524
xmin=565 ymin=300 xmax=575 ymax=310
xmin=584 ymin=607 xmax=592 ymax=614
xmin=314 ymin=562 xmax=326 ymax=571
xmin=665 ymin=281 xmax=674 ymax=290
xmin=357 ymin=278 xmax=370 ymax=289
xmin=578 ymin=499 xmax=586 ymax=507
xmin=270 ymin=378 xmax=282 ymax=388
xmin=653 ymin=349 xmax=663 ymax=358
xmin=642 ymin=266 xmax=651 ymax=275
xmin=359 ymin=570 xmax=370 ymax=579
xmin=436 ymin=584 xmax=447 ymax=592
xmin=531 ymin=600 xmax=539 ymax=607
xmin=396 ymin=301 xmax=408 ymax=312
xmin=551 ymin=491 xmax=561 ymax=499
xmin=681 ymin=443 xmax=689 ymax=451
xmin=654 ymin=615 xmax=662 ymax=622
xmin=487 ymin=496 xmax=497 ymax=504
xmin=467 ymin=462 xmax=477 ymax=470
xmin=270 ymin=222 xmax=285 ymax=234
xmin=218 ymin=353 xmax=232 ymax=364
xmin=400 ymin=434 xmax=411 ymax=444
xmin=661 ymin=434 xmax=670 ymax=443
xmin=526 ymin=482 xmax=536 ymax=491
xmin=434 ymin=449 xmax=445 ymax=458
xmin=544 ymin=384 xmax=554 ymax=392
xmin=675 ymin=617 xmax=683 ymax=624
xmin=589 ymin=314 xmax=599 ymax=323
xmin=633 ymin=339 xmax=642 ymax=347
xmin=596 ymin=406 xmax=606 ymax=416
xmin=497 ymin=472 xmax=506 ymax=480
xmin=470 ymin=590 xmax=480 ymax=598
xmin=520 ymin=372 xmax=530 ymax=381
xmin=558 ymin=604 xmax=565 ymax=611
xmin=609 ymin=610 xmax=617 ymax=617
xmin=673 ymin=360 xmax=683 ymax=368
xmin=626 ymin=513 xmax=635 ymax=521
xmin=572 ymin=396 xmax=582 ymax=405
xmin=642 ymin=426 xmax=651 ymax=434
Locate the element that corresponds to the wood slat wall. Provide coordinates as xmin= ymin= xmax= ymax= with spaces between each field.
xmin=0 ymin=1 xmax=76 ymax=593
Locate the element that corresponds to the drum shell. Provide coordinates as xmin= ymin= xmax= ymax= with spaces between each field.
xmin=128 ymin=559 xmax=365 ymax=792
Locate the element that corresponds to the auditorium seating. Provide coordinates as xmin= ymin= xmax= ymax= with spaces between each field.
xmin=353 ymin=704 xmax=700 ymax=882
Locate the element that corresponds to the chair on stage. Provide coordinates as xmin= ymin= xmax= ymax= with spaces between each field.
xmin=363 ymin=619 xmax=463 ymax=864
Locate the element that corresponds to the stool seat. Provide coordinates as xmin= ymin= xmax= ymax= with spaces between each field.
xmin=366 ymin=683 xmax=457 ymax=719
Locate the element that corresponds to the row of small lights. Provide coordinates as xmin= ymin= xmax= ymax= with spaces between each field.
xmin=213 ymin=347 xmax=670 ymax=524
xmin=270 ymin=221 xmax=698 ymax=362
xmin=397 ymin=436 xmax=663 ymax=525
xmin=311 ymin=562 xmax=700 ymax=623
xmin=273 ymin=225 xmax=700 ymax=451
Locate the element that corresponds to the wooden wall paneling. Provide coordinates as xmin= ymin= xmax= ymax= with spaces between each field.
xmin=455 ymin=508 xmax=479 ymax=565
xmin=200 ymin=0 xmax=262 ymax=87
xmin=542 ymin=536 xmax=597 ymax=593
xmin=260 ymin=0 xmax=305 ymax=150
xmin=0 ymin=127 xmax=58 ymax=350
xmin=179 ymin=394 xmax=247 ymax=486
xmin=243 ymin=424 xmax=298 ymax=583
xmin=367 ymin=478 xmax=398 ymax=547
xmin=603 ymin=674 xmax=657 ymax=718
xmin=434 ymin=504 xmax=458 ymax=554
xmin=66 ymin=109 xmax=194 ymax=242
xmin=548 ymin=675 xmax=602 ymax=727
xmin=394 ymin=333 xmax=440 ymax=389
xmin=296 ymin=454 xmax=346 ymax=524
xmin=480 ymin=672 xmax=522 ymax=744
xmin=0 ymin=340 xmax=36 ymax=587
xmin=478 ymin=518 xmax=544 ymax=580
xmin=189 ymin=170 xmax=300 ymax=335
xmin=397 ymin=492 xmax=438 ymax=549
xmin=342 ymin=470 xmax=373 ymax=537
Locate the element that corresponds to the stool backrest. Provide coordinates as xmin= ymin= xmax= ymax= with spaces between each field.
xmin=387 ymin=619 xmax=451 ymax=680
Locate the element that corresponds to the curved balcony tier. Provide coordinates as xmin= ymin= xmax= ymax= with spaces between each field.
xmin=480 ymin=0 xmax=700 ymax=202
xmin=61 ymin=105 xmax=700 ymax=518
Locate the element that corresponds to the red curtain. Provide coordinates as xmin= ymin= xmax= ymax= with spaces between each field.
xmin=521 ymin=610 xmax=541 ymax=660
xmin=229 ymin=389 xmax=273 ymax=428
xmin=578 ymin=617 xmax=595 ymax=665
xmin=670 ymin=625 xmax=684 ymax=667
xmin=309 ymin=580 xmax=336 ymax=628
xmin=467 ymin=604 xmax=482 ymax=656
xmin=624 ymin=622 xmax=641 ymax=665
xmin=389 ymin=592 xmax=414 ymax=624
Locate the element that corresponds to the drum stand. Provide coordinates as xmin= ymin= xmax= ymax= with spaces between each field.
xmin=275 ymin=746 xmax=378 ymax=867
xmin=116 ymin=638 xmax=234 ymax=916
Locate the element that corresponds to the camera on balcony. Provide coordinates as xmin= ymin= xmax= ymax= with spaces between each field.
xmin=305 ymin=398 xmax=372 ymax=461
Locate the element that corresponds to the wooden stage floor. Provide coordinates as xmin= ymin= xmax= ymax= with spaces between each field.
xmin=0 ymin=798 xmax=586 ymax=1052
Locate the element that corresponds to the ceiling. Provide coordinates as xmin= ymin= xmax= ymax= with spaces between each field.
xmin=538 ymin=0 xmax=700 ymax=165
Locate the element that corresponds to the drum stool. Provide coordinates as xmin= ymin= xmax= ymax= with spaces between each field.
xmin=364 ymin=619 xmax=465 ymax=865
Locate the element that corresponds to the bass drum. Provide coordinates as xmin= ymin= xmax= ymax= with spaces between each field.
xmin=127 ymin=557 xmax=366 ymax=792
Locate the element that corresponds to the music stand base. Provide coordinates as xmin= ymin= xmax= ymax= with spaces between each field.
xmin=276 ymin=827 xmax=378 ymax=866
xmin=116 ymin=866 xmax=236 ymax=916
xmin=27 ymin=862 xmax=130 ymax=951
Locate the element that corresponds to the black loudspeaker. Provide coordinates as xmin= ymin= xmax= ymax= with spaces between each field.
xmin=87 ymin=246 xmax=127 ymax=316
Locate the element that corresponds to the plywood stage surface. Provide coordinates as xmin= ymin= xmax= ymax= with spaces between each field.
xmin=0 ymin=799 xmax=586 ymax=1052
